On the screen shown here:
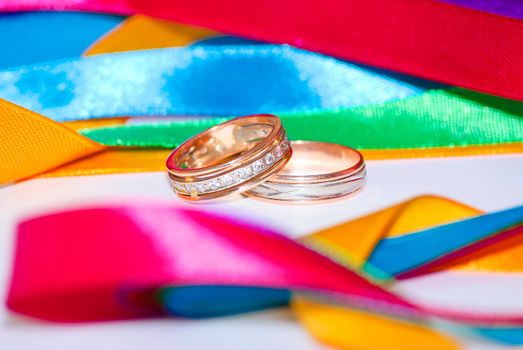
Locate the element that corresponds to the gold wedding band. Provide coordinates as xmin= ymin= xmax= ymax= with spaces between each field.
xmin=166 ymin=114 xmax=291 ymax=201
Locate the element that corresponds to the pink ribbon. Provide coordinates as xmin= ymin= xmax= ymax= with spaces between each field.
xmin=7 ymin=204 xmax=417 ymax=322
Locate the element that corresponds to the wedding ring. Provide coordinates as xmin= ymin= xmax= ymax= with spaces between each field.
xmin=244 ymin=141 xmax=365 ymax=202
xmin=166 ymin=114 xmax=292 ymax=201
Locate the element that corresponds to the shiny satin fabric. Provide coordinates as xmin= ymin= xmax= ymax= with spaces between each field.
xmin=0 ymin=12 xmax=122 ymax=69
xmin=35 ymin=144 xmax=523 ymax=181
xmin=0 ymin=46 xmax=426 ymax=121
xmin=6 ymin=196 xmax=523 ymax=349
xmin=292 ymin=299 xmax=459 ymax=350
xmin=0 ymin=98 xmax=105 ymax=184
xmin=6 ymin=205 xmax=419 ymax=322
xmin=80 ymin=89 xmax=523 ymax=150
xmin=1 ymin=91 xmax=521 ymax=184
xmin=297 ymin=196 xmax=523 ymax=347
xmin=442 ymin=0 xmax=523 ymax=20
xmin=1 ymin=0 xmax=521 ymax=101
xmin=306 ymin=195 xmax=523 ymax=278
xmin=367 ymin=205 xmax=523 ymax=279
xmin=84 ymin=14 xmax=219 ymax=55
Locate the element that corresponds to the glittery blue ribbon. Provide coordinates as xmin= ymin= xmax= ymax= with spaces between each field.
xmin=0 ymin=12 xmax=122 ymax=70
xmin=0 ymin=45 xmax=429 ymax=121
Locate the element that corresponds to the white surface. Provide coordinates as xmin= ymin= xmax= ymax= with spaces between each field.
xmin=395 ymin=272 xmax=523 ymax=316
xmin=1 ymin=154 xmax=522 ymax=349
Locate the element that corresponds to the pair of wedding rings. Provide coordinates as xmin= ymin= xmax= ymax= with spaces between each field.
xmin=166 ymin=114 xmax=366 ymax=203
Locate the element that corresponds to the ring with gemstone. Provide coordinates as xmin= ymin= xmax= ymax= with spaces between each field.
xmin=166 ymin=114 xmax=292 ymax=201
xmin=244 ymin=141 xmax=366 ymax=203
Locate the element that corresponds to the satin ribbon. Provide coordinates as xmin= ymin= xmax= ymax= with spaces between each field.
xmin=0 ymin=46 xmax=426 ymax=121
xmin=1 ymin=0 xmax=521 ymax=101
xmin=2 ymin=90 xmax=522 ymax=184
xmin=292 ymin=299 xmax=458 ymax=350
xmin=6 ymin=196 xmax=523 ymax=349
xmin=0 ymin=12 xmax=122 ymax=69
xmin=303 ymin=196 xmax=484 ymax=269
xmin=305 ymin=195 xmax=523 ymax=282
xmin=80 ymin=89 xmax=523 ymax=150
xmin=84 ymin=14 xmax=219 ymax=56
xmin=0 ymin=98 xmax=105 ymax=184
xmin=442 ymin=0 xmax=523 ymax=20
xmin=6 ymin=205 xmax=419 ymax=322
xmin=367 ymin=205 xmax=523 ymax=279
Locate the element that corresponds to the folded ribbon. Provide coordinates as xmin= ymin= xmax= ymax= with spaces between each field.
xmin=6 ymin=204 xmax=418 ymax=322
xmin=0 ymin=98 xmax=105 ymax=184
xmin=6 ymin=196 xmax=523 ymax=348
xmin=2 ymin=0 xmax=521 ymax=100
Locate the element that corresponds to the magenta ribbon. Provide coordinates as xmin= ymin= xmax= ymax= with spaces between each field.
xmin=7 ymin=203 xmax=523 ymax=325
xmin=6 ymin=204 xmax=417 ymax=322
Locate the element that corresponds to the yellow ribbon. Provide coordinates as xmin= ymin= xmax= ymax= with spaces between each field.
xmin=0 ymin=99 xmax=105 ymax=184
xmin=85 ymin=14 xmax=218 ymax=55
xmin=295 ymin=195 xmax=523 ymax=349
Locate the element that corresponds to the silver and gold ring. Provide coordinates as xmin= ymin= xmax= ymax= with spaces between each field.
xmin=244 ymin=141 xmax=366 ymax=202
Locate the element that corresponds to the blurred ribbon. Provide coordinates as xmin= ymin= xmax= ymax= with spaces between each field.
xmin=368 ymin=205 xmax=523 ymax=279
xmin=6 ymin=205 xmax=419 ymax=322
xmin=0 ymin=12 xmax=122 ymax=69
xmin=0 ymin=45 xmax=427 ymax=121
xmin=6 ymin=196 xmax=523 ymax=348
xmin=1 ymin=0 xmax=522 ymax=101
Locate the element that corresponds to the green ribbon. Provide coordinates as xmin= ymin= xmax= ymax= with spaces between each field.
xmin=81 ymin=89 xmax=523 ymax=149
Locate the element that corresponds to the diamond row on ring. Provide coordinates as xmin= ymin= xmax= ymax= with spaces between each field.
xmin=172 ymin=139 xmax=289 ymax=195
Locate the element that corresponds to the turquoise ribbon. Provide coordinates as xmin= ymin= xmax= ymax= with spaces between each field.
xmin=0 ymin=12 xmax=122 ymax=69
xmin=367 ymin=204 xmax=523 ymax=276
xmin=160 ymin=286 xmax=290 ymax=318
xmin=0 ymin=45 xmax=428 ymax=121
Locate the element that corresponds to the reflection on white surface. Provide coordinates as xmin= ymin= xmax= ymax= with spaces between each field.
xmin=0 ymin=154 xmax=522 ymax=349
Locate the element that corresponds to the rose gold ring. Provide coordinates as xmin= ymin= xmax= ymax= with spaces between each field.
xmin=166 ymin=114 xmax=292 ymax=201
xmin=244 ymin=141 xmax=365 ymax=203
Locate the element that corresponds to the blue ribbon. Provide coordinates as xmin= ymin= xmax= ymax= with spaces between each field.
xmin=476 ymin=328 xmax=523 ymax=345
xmin=0 ymin=12 xmax=122 ymax=70
xmin=161 ymin=286 xmax=290 ymax=318
xmin=367 ymin=204 xmax=523 ymax=276
xmin=0 ymin=45 xmax=428 ymax=121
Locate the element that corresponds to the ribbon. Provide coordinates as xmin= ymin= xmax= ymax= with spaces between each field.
xmin=292 ymin=299 xmax=458 ymax=350
xmin=0 ymin=98 xmax=105 ymax=184
xmin=6 ymin=196 xmax=523 ymax=348
xmin=367 ymin=205 xmax=523 ymax=278
xmin=1 ymin=0 xmax=522 ymax=101
xmin=0 ymin=12 xmax=122 ymax=69
xmin=2 ymin=88 xmax=522 ymax=184
xmin=84 ymin=14 xmax=219 ymax=56
xmin=442 ymin=0 xmax=523 ymax=20
xmin=303 ymin=196 xmax=484 ymax=269
xmin=6 ymin=204 xmax=419 ymax=322
xmin=0 ymin=45 xmax=426 ymax=121
xmin=80 ymin=89 xmax=523 ymax=150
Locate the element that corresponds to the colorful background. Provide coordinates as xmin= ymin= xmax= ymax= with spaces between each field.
xmin=1 ymin=1 xmax=523 ymax=349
